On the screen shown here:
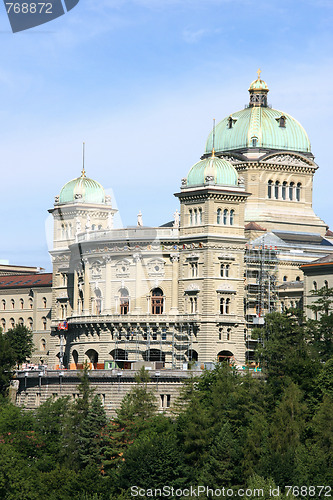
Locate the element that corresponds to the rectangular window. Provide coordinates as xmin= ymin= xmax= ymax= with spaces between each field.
xmin=166 ymin=395 xmax=171 ymax=408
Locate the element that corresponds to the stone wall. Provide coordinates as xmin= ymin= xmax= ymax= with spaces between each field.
xmin=14 ymin=369 xmax=199 ymax=417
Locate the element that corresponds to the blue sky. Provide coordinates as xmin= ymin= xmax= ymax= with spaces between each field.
xmin=0 ymin=0 xmax=332 ymax=271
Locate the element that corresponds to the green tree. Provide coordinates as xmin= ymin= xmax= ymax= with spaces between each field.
xmin=252 ymin=311 xmax=318 ymax=396
xmin=199 ymin=421 xmax=239 ymax=488
xmin=4 ymin=324 xmax=34 ymax=366
xmin=0 ymin=332 xmax=16 ymax=397
xmin=307 ymin=286 xmax=333 ymax=362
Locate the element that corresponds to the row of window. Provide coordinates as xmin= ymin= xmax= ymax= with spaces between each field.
xmin=188 ymin=208 xmax=236 ymax=226
xmin=189 ymin=208 xmax=202 ymax=225
xmin=217 ymin=208 xmax=235 ymax=225
xmin=313 ymin=280 xmax=329 ymax=291
xmin=189 ymin=262 xmax=231 ymax=278
xmin=75 ymin=287 xmax=234 ymax=316
xmin=2 ymin=297 xmax=47 ymax=310
xmin=268 ymin=180 xmax=302 ymax=201
xmin=1 ymin=317 xmax=47 ymax=331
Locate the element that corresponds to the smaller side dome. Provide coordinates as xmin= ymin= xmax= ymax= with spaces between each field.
xmin=186 ymin=154 xmax=238 ymax=187
xmin=59 ymin=173 xmax=105 ymax=204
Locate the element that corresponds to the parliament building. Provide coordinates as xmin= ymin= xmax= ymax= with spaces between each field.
xmin=3 ymin=73 xmax=333 ymax=370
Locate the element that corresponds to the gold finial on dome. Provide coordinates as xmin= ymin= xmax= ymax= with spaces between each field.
xmin=81 ymin=142 xmax=86 ymax=178
xmin=211 ymin=147 xmax=215 ymax=158
xmin=257 ymin=68 xmax=261 ymax=80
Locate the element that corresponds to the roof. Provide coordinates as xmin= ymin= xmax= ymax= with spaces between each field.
xmin=278 ymin=281 xmax=303 ymax=290
xmin=273 ymin=231 xmax=332 ymax=246
xmin=186 ymin=155 xmax=238 ymax=187
xmin=0 ymin=273 xmax=52 ymax=289
xmin=205 ymin=106 xmax=311 ymax=154
xmin=245 ymin=222 xmax=267 ymax=231
xmin=59 ymin=174 xmax=105 ymax=204
xmin=325 ymin=229 xmax=333 ymax=237
xmin=301 ymin=253 xmax=333 ymax=269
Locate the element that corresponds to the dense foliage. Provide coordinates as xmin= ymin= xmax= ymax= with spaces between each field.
xmin=0 ymin=291 xmax=332 ymax=499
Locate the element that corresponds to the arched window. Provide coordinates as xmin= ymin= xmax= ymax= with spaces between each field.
xmin=223 ymin=209 xmax=228 ymax=225
xmin=296 ymin=276 xmax=300 ymax=282
xmin=27 ymin=317 xmax=33 ymax=329
xmin=42 ymin=317 xmax=47 ymax=331
xmin=191 ymin=262 xmax=198 ymax=278
xmin=198 ymin=208 xmax=202 ymax=224
xmin=42 ymin=297 xmax=47 ymax=308
xmin=283 ymin=276 xmax=288 ymax=282
xmin=190 ymin=297 xmax=197 ymax=314
xmin=9 ymin=318 xmax=15 ymax=328
xmin=281 ymin=301 xmax=285 ymax=313
xmin=119 ymin=288 xmax=129 ymax=315
xmin=1 ymin=318 xmax=6 ymax=331
xmin=194 ymin=208 xmax=198 ymax=225
xmin=18 ymin=317 xmax=24 ymax=326
xmin=268 ymin=180 xmax=273 ymax=199
xmin=251 ymin=136 xmax=258 ymax=147
xmin=94 ymin=288 xmax=102 ymax=315
xmin=313 ymin=281 xmax=317 ymax=291
xmin=225 ymin=298 xmax=230 ymax=314
xmin=2 ymin=300 xmax=5 ymax=310
xmin=218 ymin=350 xmax=234 ymax=362
xmin=189 ymin=209 xmax=193 ymax=226
xmin=40 ymin=338 xmax=46 ymax=351
xmin=151 ymin=288 xmax=164 ymax=315
xmin=29 ymin=298 xmax=33 ymax=309
xmin=225 ymin=264 xmax=230 ymax=277
xmin=11 ymin=299 xmax=15 ymax=309
xmin=228 ymin=116 xmax=233 ymax=129
xmin=20 ymin=299 xmax=24 ymax=309
xmin=220 ymin=297 xmax=224 ymax=314
xmin=289 ymin=182 xmax=294 ymax=201
xmin=325 ymin=280 xmax=329 ymax=289
xmin=275 ymin=181 xmax=280 ymax=199
xmin=91 ymin=224 xmax=96 ymax=231
xmin=282 ymin=181 xmax=287 ymax=200
xmin=220 ymin=263 xmax=224 ymax=277
xmin=230 ymin=209 xmax=234 ymax=225
xmin=296 ymin=183 xmax=301 ymax=202
xmin=217 ymin=208 xmax=221 ymax=224
xmin=226 ymin=328 xmax=231 ymax=341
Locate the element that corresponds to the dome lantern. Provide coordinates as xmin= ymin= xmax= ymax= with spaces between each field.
xmin=248 ymin=68 xmax=269 ymax=108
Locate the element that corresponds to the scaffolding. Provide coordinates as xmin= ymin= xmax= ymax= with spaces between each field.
xmin=244 ymin=240 xmax=279 ymax=360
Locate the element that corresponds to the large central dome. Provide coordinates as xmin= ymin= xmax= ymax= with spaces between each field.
xmin=205 ymin=74 xmax=311 ymax=154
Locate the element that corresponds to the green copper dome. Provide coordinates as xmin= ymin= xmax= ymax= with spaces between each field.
xmin=186 ymin=154 xmax=238 ymax=187
xmin=206 ymin=74 xmax=311 ymax=154
xmin=59 ymin=172 xmax=105 ymax=204
xmin=205 ymin=107 xmax=311 ymax=154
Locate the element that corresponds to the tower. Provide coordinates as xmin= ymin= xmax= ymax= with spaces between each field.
xmin=175 ymin=151 xmax=250 ymax=364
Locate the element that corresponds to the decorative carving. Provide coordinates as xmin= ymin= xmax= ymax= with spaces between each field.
xmin=170 ymin=254 xmax=180 ymax=263
xmin=181 ymin=178 xmax=187 ymax=186
xmin=75 ymin=193 xmax=83 ymax=200
xmin=115 ymin=259 xmax=130 ymax=277
xmin=205 ymin=175 xmax=215 ymax=182
xmin=85 ymin=214 xmax=91 ymax=232
xmin=54 ymin=196 xmax=59 ymax=203
xmin=185 ymin=284 xmax=200 ymax=293
xmin=137 ymin=211 xmax=143 ymax=227
xmin=238 ymin=176 xmax=245 ymax=185
xmin=147 ymin=259 xmax=165 ymax=277
xmin=107 ymin=211 xmax=113 ymax=229
xmin=261 ymin=154 xmax=311 ymax=167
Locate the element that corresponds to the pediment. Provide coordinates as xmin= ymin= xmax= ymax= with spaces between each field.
xmin=259 ymin=151 xmax=317 ymax=168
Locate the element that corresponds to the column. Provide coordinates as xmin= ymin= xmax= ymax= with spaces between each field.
xmin=83 ymin=259 xmax=90 ymax=315
xmin=104 ymin=256 xmax=112 ymax=314
xmin=133 ymin=253 xmax=142 ymax=313
xmin=169 ymin=254 xmax=179 ymax=314
xmin=73 ymin=269 xmax=78 ymax=316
